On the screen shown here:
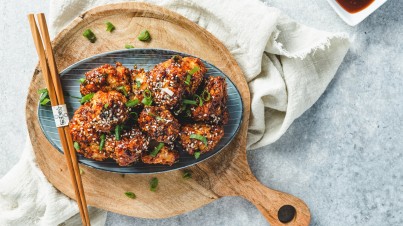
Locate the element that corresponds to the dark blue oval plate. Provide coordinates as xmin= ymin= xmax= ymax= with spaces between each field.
xmin=37 ymin=49 xmax=243 ymax=174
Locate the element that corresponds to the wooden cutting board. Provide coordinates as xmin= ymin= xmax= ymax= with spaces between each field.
xmin=25 ymin=3 xmax=310 ymax=225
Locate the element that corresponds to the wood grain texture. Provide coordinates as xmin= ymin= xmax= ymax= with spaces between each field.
xmin=25 ymin=3 xmax=310 ymax=225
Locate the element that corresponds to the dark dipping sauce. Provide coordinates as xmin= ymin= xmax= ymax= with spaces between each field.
xmin=336 ymin=0 xmax=375 ymax=13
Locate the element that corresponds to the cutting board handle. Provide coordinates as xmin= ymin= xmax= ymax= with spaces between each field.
xmin=236 ymin=178 xmax=311 ymax=226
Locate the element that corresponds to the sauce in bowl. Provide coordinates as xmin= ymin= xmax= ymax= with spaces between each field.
xmin=336 ymin=0 xmax=375 ymax=13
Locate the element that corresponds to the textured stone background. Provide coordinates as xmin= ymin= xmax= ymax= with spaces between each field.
xmin=0 ymin=0 xmax=401 ymax=225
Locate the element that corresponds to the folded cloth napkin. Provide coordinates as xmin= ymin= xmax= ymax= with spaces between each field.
xmin=0 ymin=0 xmax=349 ymax=225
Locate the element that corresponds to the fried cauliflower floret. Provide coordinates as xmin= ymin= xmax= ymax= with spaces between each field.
xmin=179 ymin=123 xmax=224 ymax=155
xmin=105 ymin=127 xmax=150 ymax=166
xmin=142 ymin=143 xmax=179 ymax=166
xmin=129 ymin=67 xmax=148 ymax=104
xmin=190 ymin=76 xmax=229 ymax=124
xmin=181 ymin=57 xmax=207 ymax=95
xmin=147 ymin=57 xmax=187 ymax=109
xmin=138 ymin=106 xmax=180 ymax=143
xmin=69 ymin=104 xmax=110 ymax=161
xmin=80 ymin=62 xmax=131 ymax=96
xmin=89 ymin=91 xmax=129 ymax=132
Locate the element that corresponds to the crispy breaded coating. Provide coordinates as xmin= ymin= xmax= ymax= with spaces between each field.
xmin=138 ymin=106 xmax=180 ymax=143
xmin=129 ymin=67 xmax=148 ymax=104
xmin=105 ymin=127 xmax=149 ymax=166
xmin=141 ymin=144 xmax=179 ymax=166
xmin=181 ymin=57 xmax=207 ymax=95
xmin=179 ymin=123 xmax=224 ymax=155
xmin=69 ymin=104 xmax=110 ymax=161
xmin=190 ymin=76 xmax=229 ymax=124
xmin=80 ymin=62 xmax=131 ymax=96
xmin=89 ymin=90 xmax=129 ymax=132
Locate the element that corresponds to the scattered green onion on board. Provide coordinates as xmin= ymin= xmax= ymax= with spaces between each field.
xmin=79 ymin=78 xmax=86 ymax=84
xmin=137 ymin=30 xmax=151 ymax=41
xmin=183 ymin=171 xmax=192 ymax=179
xmin=190 ymin=134 xmax=208 ymax=146
xmin=83 ymin=29 xmax=96 ymax=43
xmin=150 ymin=143 xmax=164 ymax=157
xmin=116 ymin=86 xmax=128 ymax=96
xmin=38 ymin=88 xmax=50 ymax=106
xmin=79 ymin=168 xmax=84 ymax=175
xmin=124 ymin=192 xmax=136 ymax=199
xmin=99 ymin=134 xmax=106 ymax=151
xmin=105 ymin=21 xmax=115 ymax=32
xmin=80 ymin=93 xmax=95 ymax=104
xmin=149 ymin=177 xmax=158 ymax=192
xmin=125 ymin=99 xmax=139 ymax=108
xmin=115 ymin=125 xmax=123 ymax=141
xmin=194 ymin=151 xmax=201 ymax=159
xmin=73 ymin=141 xmax=80 ymax=151
xmin=125 ymin=44 xmax=134 ymax=49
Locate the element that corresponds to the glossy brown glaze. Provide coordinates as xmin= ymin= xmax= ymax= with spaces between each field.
xmin=336 ymin=0 xmax=374 ymax=13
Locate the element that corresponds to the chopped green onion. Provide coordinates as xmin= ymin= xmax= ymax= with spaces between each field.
xmin=124 ymin=192 xmax=136 ymax=199
xmin=40 ymin=98 xmax=50 ymax=106
xmin=125 ymin=99 xmax=139 ymax=107
xmin=37 ymin=88 xmax=48 ymax=94
xmin=183 ymin=171 xmax=192 ymax=179
xmin=125 ymin=44 xmax=134 ymax=49
xmin=104 ymin=103 xmax=109 ymax=109
xmin=137 ymin=30 xmax=151 ymax=41
xmin=105 ymin=21 xmax=115 ymax=32
xmin=115 ymin=125 xmax=123 ymax=141
xmin=188 ymin=66 xmax=200 ymax=75
xmin=130 ymin=112 xmax=138 ymax=121
xmin=190 ymin=134 xmax=208 ymax=146
xmin=79 ymin=168 xmax=84 ymax=175
xmin=116 ymin=86 xmax=128 ymax=96
xmin=136 ymin=80 xmax=141 ymax=89
xmin=194 ymin=94 xmax=203 ymax=106
xmin=79 ymin=78 xmax=86 ymax=84
xmin=184 ymin=74 xmax=191 ymax=86
xmin=150 ymin=143 xmax=164 ymax=157
xmin=80 ymin=93 xmax=95 ymax=104
xmin=202 ymin=90 xmax=211 ymax=101
xmin=194 ymin=151 xmax=201 ymax=159
xmin=149 ymin=177 xmax=158 ymax=192
xmin=73 ymin=141 xmax=80 ymax=150
xmin=143 ymin=89 xmax=152 ymax=98
xmin=99 ymin=134 xmax=106 ymax=151
xmin=183 ymin=99 xmax=197 ymax=105
xmin=171 ymin=55 xmax=180 ymax=62
xmin=83 ymin=29 xmax=96 ymax=43
xmin=148 ymin=112 xmax=162 ymax=121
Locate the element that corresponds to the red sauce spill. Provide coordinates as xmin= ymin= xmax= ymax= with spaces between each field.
xmin=336 ymin=0 xmax=375 ymax=13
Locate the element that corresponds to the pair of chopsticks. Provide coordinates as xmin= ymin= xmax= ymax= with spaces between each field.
xmin=28 ymin=14 xmax=91 ymax=226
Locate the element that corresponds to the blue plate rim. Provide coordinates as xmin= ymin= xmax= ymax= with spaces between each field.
xmin=37 ymin=48 xmax=244 ymax=174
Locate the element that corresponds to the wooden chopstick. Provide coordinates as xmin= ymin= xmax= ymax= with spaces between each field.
xmin=35 ymin=13 xmax=91 ymax=225
xmin=28 ymin=14 xmax=90 ymax=226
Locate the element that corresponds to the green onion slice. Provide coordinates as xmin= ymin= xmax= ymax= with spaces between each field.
xmin=79 ymin=78 xmax=86 ymax=84
xmin=130 ymin=112 xmax=138 ymax=121
xmin=137 ymin=30 xmax=151 ymax=41
xmin=80 ymin=93 xmax=95 ymax=104
xmin=202 ymin=90 xmax=211 ymax=101
xmin=37 ymin=88 xmax=48 ymax=94
xmin=184 ymin=74 xmax=191 ymax=86
xmin=190 ymin=134 xmax=208 ymax=146
xmin=150 ymin=143 xmax=164 ymax=157
xmin=40 ymin=98 xmax=50 ymax=106
xmin=194 ymin=151 xmax=201 ymax=159
xmin=194 ymin=94 xmax=203 ymax=106
xmin=99 ymin=134 xmax=106 ymax=151
xmin=73 ymin=142 xmax=80 ymax=151
xmin=183 ymin=99 xmax=197 ymax=105
xmin=136 ymin=80 xmax=141 ymax=89
xmin=115 ymin=125 xmax=123 ymax=141
xmin=149 ymin=177 xmax=158 ymax=192
xmin=143 ymin=89 xmax=152 ymax=98
xmin=116 ymin=86 xmax=128 ymax=96
xmin=188 ymin=66 xmax=200 ymax=75
xmin=125 ymin=44 xmax=134 ymax=49
xmin=124 ymin=192 xmax=136 ymax=199
xmin=125 ymin=99 xmax=139 ymax=108
xmin=105 ymin=21 xmax=115 ymax=32
xmin=83 ymin=29 xmax=96 ymax=43
xmin=104 ymin=103 xmax=109 ymax=109
xmin=142 ymin=89 xmax=153 ymax=106
xmin=183 ymin=171 xmax=192 ymax=179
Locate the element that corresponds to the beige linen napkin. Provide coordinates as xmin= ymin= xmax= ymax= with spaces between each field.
xmin=0 ymin=0 xmax=349 ymax=225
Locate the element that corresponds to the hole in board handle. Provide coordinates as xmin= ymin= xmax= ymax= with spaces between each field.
xmin=278 ymin=205 xmax=296 ymax=223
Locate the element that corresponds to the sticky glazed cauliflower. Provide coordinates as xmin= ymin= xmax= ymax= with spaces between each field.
xmin=69 ymin=57 xmax=230 ymax=166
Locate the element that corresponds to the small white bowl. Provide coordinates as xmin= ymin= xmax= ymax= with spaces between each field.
xmin=326 ymin=0 xmax=388 ymax=26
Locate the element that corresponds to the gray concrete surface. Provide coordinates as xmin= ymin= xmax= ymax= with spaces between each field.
xmin=0 ymin=0 xmax=401 ymax=225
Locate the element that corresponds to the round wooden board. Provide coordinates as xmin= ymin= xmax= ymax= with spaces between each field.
xmin=26 ymin=3 xmax=310 ymax=225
